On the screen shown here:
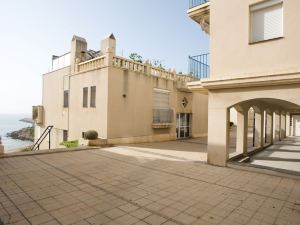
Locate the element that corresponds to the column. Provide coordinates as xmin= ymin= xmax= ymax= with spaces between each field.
xmin=236 ymin=109 xmax=248 ymax=156
xmin=273 ymin=112 xmax=280 ymax=142
xmin=286 ymin=114 xmax=290 ymax=136
xmin=281 ymin=114 xmax=286 ymax=139
xmin=207 ymin=107 xmax=229 ymax=166
xmin=254 ymin=111 xmax=264 ymax=148
xmin=268 ymin=113 xmax=274 ymax=144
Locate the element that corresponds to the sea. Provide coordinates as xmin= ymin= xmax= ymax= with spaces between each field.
xmin=0 ymin=114 xmax=33 ymax=153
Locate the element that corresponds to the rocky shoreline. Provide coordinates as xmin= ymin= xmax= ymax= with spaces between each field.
xmin=7 ymin=127 xmax=34 ymax=142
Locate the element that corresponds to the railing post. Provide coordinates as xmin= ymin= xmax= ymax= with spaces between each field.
xmin=48 ymin=129 xmax=51 ymax=150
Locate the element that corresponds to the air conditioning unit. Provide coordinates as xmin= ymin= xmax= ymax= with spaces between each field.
xmin=32 ymin=106 xmax=44 ymax=125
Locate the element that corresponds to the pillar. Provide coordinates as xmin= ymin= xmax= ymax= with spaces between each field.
xmin=286 ymin=114 xmax=291 ymax=136
xmin=236 ymin=109 xmax=248 ymax=155
xmin=281 ymin=114 xmax=286 ymax=139
xmin=254 ymin=111 xmax=264 ymax=148
xmin=273 ymin=112 xmax=280 ymax=142
xmin=268 ymin=113 xmax=274 ymax=144
xmin=207 ymin=107 xmax=229 ymax=166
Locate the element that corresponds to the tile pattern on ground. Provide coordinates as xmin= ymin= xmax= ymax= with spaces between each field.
xmin=0 ymin=148 xmax=299 ymax=225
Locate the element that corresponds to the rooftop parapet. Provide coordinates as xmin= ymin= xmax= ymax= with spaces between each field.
xmin=76 ymin=50 xmax=196 ymax=82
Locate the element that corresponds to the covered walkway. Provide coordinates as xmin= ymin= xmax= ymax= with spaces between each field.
xmin=249 ymin=136 xmax=300 ymax=173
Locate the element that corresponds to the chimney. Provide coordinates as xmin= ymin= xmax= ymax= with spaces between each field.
xmin=70 ymin=35 xmax=87 ymax=74
xmin=101 ymin=33 xmax=116 ymax=55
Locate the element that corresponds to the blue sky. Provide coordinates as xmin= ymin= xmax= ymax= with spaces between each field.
xmin=0 ymin=0 xmax=208 ymax=114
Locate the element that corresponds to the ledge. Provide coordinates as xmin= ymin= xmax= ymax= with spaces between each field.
xmin=152 ymin=123 xmax=173 ymax=129
xmin=201 ymin=72 xmax=300 ymax=90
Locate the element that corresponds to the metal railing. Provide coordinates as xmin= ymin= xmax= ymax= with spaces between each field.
xmin=189 ymin=0 xmax=209 ymax=9
xmin=31 ymin=125 xmax=53 ymax=151
xmin=188 ymin=53 xmax=210 ymax=79
xmin=153 ymin=109 xmax=173 ymax=123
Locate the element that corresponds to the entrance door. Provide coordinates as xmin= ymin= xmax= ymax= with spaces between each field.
xmin=176 ymin=113 xmax=191 ymax=139
xmin=294 ymin=116 xmax=300 ymax=136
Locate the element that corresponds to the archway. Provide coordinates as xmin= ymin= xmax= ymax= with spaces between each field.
xmin=226 ymin=98 xmax=300 ymax=161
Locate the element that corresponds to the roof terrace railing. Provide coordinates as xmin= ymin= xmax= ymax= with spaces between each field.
xmin=189 ymin=0 xmax=209 ymax=9
xmin=188 ymin=53 xmax=210 ymax=80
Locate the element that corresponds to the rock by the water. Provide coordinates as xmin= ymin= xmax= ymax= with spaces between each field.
xmin=20 ymin=118 xmax=34 ymax=124
xmin=7 ymin=127 xmax=34 ymax=142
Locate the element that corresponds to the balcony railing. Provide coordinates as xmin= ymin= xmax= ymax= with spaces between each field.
xmin=189 ymin=0 xmax=209 ymax=9
xmin=188 ymin=53 xmax=210 ymax=80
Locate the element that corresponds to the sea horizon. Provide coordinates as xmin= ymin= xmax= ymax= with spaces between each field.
xmin=0 ymin=113 xmax=33 ymax=152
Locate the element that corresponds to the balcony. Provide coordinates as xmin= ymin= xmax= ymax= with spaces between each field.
xmin=189 ymin=0 xmax=209 ymax=8
xmin=187 ymin=0 xmax=210 ymax=34
xmin=152 ymin=109 xmax=173 ymax=129
xmin=188 ymin=53 xmax=210 ymax=80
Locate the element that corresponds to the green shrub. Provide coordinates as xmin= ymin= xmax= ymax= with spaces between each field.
xmin=62 ymin=140 xmax=79 ymax=148
xmin=84 ymin=130 xmax=98 ymax=140
xmin=21 ymin=146 xmax=33 ymax=152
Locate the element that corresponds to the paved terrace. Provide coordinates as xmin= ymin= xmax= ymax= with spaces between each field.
xmin=0 ymin=147 xmax=299 ymax=225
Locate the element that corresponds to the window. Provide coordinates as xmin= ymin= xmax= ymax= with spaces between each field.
xmin=83 ymin=87 xmax=88 ymax=108
xmin=90 ymin=86 xmax=96 ymax=107
xmin=250 ymin=0 xmax=283 ymax=43
xmin=63 ymin=90 xmax=69 ymax=108
xmin=153 ymin=89 xmax=172 ymax=123
xmin=63 ymin=130 xmax=68 ymax=142
xmin=153 ymin=90 xmax=169 ymax=109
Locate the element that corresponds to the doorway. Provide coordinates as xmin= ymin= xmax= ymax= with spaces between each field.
xmin=176 ymin=113 xmax=191 ymax=139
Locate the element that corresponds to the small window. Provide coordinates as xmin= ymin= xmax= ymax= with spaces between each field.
xmin=63 ymin=130 xmax=68 ymax=142
xmin=82 ymin=132 xmax=85 ymax=139
xmin=83 ymin=87 xmax=88 ymax=108
xmin=63 ymin=90 xmax=69 ymax=108
xmin=90 ymin=86 xmax=96 ymax=108
xmin=250 ymin=0 xmax=283 ymax=43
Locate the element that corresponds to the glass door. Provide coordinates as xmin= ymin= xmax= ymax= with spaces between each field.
xmin=176 ymin=113 xmax=191 ymax=139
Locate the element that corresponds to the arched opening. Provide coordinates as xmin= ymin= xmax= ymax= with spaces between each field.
xmin=226 ymin=98 xmax=300 ymax=161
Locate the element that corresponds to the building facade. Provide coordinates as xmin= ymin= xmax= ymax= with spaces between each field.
xmin=188 ymin=0 xmax=300 ymax=166
xmin=33 ymin=34 xmax=208 ymax=149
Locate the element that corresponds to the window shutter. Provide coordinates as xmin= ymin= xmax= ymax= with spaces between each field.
xmin=90 ymin=86 xmax=96 ymax=107
xmin=251 ymin=1 xmax=283 ymax=42
xmin=83 ymin=87 xmax=88 ymax=108
xmin=153 ymin=92 xmax=169 ymax=109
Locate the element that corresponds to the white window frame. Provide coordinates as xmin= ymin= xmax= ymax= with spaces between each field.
xmin=250 ymin=0 xmax=283 ymax=43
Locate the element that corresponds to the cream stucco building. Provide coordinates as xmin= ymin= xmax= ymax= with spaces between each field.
xmin=188 ymin=0 xmax=300 ymax=166
xmin=33 ymin=34 xmax=208 ymax=149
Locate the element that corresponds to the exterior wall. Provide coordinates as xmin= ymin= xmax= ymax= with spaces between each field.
xmin=210 ymin=0 xmax=300 ymax=79
xmin=68 ymin=68 xmax=108 ymax=140
xmin=106 ymin=67 xmax=175 ymax=143
xmin=37 ymin=64 xmax=208 ymax=148
xmin=36 ymin=66 xmax=70 ymax=149
xmin=191 ymin=92 xmax=208 ymax=137
xmin=106 ymin=66 xmax=208 ymax=144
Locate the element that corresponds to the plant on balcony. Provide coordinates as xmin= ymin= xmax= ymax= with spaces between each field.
xmin=84 ymin=130 xmax=98 ymax=140
xmin=129 ymin=53 xmax=143 ymax=63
